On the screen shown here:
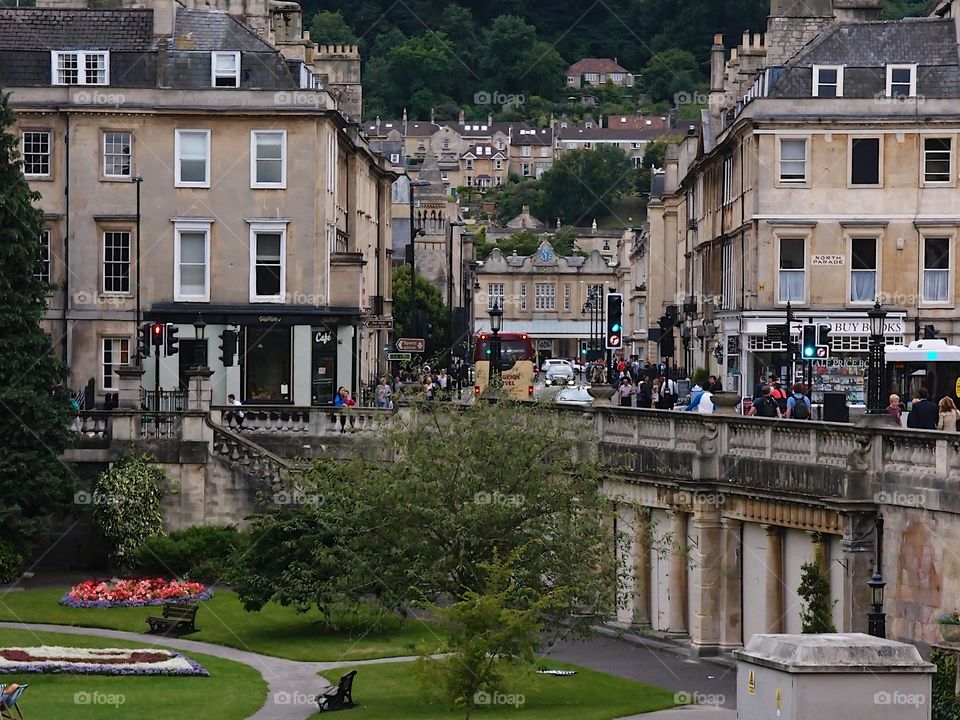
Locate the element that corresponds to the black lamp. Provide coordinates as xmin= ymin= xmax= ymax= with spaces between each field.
xmin=867 ymin=300 xmax=886 ymax=337
xmin=866 ymin=300 xmax=887 ymax=414
xmin=489 ymin=303 xmax=503 ymax=335
xmin=489 ymin=303 xmax=503 ymax=379
xmin=867 ymin=570 xmax=887 ymax=638
xmin=192 ymin=313 xmax=207 ymax=368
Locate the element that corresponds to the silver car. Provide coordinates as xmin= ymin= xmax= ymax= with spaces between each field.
xmin=555 ymin=385 xmax=594 ymax=406
xmin=543 ymin=359 xmax=575 ymax=386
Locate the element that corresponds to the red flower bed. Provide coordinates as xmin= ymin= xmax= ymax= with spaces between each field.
xmin=60 ymin=578 xmax=212 ymax=608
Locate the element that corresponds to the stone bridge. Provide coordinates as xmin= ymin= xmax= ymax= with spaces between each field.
xmin=66 ymin=368 xmax=960 ymax=657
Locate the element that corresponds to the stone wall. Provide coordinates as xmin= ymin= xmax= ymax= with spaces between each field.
xmin=765 ymin=16 xmax=833 ymax=66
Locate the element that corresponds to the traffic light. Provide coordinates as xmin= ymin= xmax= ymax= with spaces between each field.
xmin=137 ymin=322 xmax=152 ymax=358
xmin=219 ymin=329 xmax=237 ymax=367
xmin=658 ymin=315 xmax=675 ymax=358
xmin=818 ymin=324 xmax=831 ymax=347
xmin=802 ymin=324 xmax=817 ymax=359
xmin=164 ymin=323 xmax=179 ymax=356
xmin=150 ymin=322 xmax=165 ymax=347
xmin=605 ymin=293 xmax=624 ymax=350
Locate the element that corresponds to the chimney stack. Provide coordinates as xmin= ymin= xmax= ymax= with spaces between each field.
xmin=710 ymin=33 xmax=725 ymax=93
xmin=153 ymin=0 xmax=175 ymax=38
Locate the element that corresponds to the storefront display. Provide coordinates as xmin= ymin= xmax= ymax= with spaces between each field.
xmin=810 ymin=358 xmax=867 ymax=405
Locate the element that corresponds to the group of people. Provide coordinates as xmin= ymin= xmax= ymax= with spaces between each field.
xmin=746 ymin=375 xmax=812 ymax=420
xmin=605 ymin=356 xmax=682 ymax=409
xmin=887 ymin=388 xmax=960 ymax=431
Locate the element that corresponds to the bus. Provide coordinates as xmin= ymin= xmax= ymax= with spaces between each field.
xmin=886 ymin=339 xmax=960 ymax=404
xmin=472 ymin=332 xmax=536 ymax=400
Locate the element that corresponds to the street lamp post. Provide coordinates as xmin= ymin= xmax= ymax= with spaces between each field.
xmin=489 ymin=303 xmax=503 ymax=380
xmin=866 ymin=300 xmax=888 ymax=414
xmin=192 ymin=313 xmax=207 ymax=369
xmin=132 ymin=175 xmax=144 ymax=358
xmin=867 ymin=514 xmax=886 ymax=638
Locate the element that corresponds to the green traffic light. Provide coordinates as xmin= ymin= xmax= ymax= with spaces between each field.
xmin=804 ymin=347 xmax=814 ymax=357
xmin=611 ymin=323 xmax=621 ymax=332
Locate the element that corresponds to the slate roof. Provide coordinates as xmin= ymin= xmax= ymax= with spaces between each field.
xmin=0 ymin=8 xmax=155 ymax=51
xmin=168 ymin=8 xmax=278 ymax=52
xmin=567 ymin=58 xmax=629 ymax=75
xmin=770 ymin=18 xmax=960 ymax=98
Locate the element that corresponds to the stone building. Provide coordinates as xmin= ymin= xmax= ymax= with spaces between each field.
xmin=647 ymin=0 xmax=960 ymax=402
xmin=2 ymin=0 xmax=395 ymax=406
xmin=564 ymin=58 xmax=635 ymax=89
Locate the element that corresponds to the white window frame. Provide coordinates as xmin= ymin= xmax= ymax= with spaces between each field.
xmin=249 ymin=222 xmax=287 ymax=303
xmin=211 ymin=51 xmax=241 ymax=88
xmin=522 ymin=145 xmax=532 ymax=157
xmin=563 ymin=283 xmax=571 ymax=311
xmin=102 ymin=130 xmax=132 ymax=179
xmin=101 ymin=337 xmax=130 ymax=392
xmin=174 ymin=129 xmax=211 ymax=188
xmin=886 ymin=63 xmax=917 ymax=98
xmin=777 ymin=136 xmax=808 ymax=186
xmin=390 ymin=153 xmax=400 ymax=164
xmin=534 ymin=282 xmax=556 ymax=311
xmin=250 ymin=130 xmax=287 ymax=189
xmin=519 ymin=283 xmax=527 ymax=311
xmin=102 ymin=230 xmax=132 ymax=295
xmin=848 ymin=135 xmax=883 ymax=188
xmin=776 ymin=235 xmax=807 ymax=305
xmin=174 ymin=221 xmax=212 ymax=302
xmin=722 ymin=155 xmax=735 ymax=205
xmin=487 ymin=283 xmax=504 ymax=310
xmin=51 ymin=50 xmax=109 ymax=86
xmin=922 ymin=135 xmax=955 ymax=187
xmin=920 ymin=233 xmax=954 ymax=307
xmin=848 ymin=235 xmax=880 ymax=306
xmin=21 ymin=131 xmax=52 ymax=178
xmin=37 ymin=230 xmax=51 ymax=284
xmin=812 ymin=64 xmax=844 ymax=97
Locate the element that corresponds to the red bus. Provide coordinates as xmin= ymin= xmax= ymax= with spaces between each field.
xmin=472 ymin=332 xmax=536 ymax=399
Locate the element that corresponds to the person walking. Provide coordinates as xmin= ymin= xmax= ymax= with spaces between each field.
xmin=753 ymin=374 xmax=768 ymax=401
xmin=651 ymin=378 xmax=662 ymax=408
xmin=749 ymin=385 xmax=782 ymax=419
xmin=658 ymin=375 xmax=678 ymax=409
xmin=786 ymin=383 xmax=812 ymax=420
xmin=375 ymin=377 xmax=393 ymax=409
xmin=334 ymin=386 xmax=356 ymax=433
xmin=886 ymin=393 xmax=902 ymax=427
xmin=226 ymin=393 xmax=244 ymax=430
xmin=636 ymin=376 xmax=653 ymax=409
xmin=615 ymin=377 xmax=635 ymax=407
xmin=907 ymin=388 xmax=938 ymax=430
xmin=938 ymin=396 xmax=960 ymax=431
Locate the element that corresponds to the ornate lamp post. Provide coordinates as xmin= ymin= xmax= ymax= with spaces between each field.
xmin=192 ymin=313 xmax=207 ymax=369
xmin=866 ymin=301 xmax=887 ymax=414
xmin=489 ymin=303 xmax=503 ymax=380
xmin=867 ymin=570 xmax=887 ymax=638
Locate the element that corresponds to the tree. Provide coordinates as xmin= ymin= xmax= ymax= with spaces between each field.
xmin=641 ymin=48 xmax=703 ymax=104
xmin=539 ymin=145 xmax=635 ymax=225
xmin=0 ymin=89 xmax=74 ymax=552
xmin=308 ymin=10 xmax=358 ymax=44
xmin=798 ymin=560 xmax=837 ymax=633
xmin=230 ymin=401 xmax=617 ymax=635
xmin=390 ymin=264 xmax=449 ymax=357
xmin=93 ymin=454 xmax=167 ymax=569
xmin=489 ymin=176 xmax=547 ymax=223
xmin=366 ymin=32 xmax=458 ymax=117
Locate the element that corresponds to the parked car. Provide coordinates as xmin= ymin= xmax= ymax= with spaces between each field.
xmin=543 ymin=359 xmax=576 ymax=386
xmin=555 ymin=385 xmax=594 ymax=407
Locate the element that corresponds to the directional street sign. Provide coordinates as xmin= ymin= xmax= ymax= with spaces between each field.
xmin=395 ymin=337 xmax=425 ymax=353
xmin=387 ymin=352 xmax=412 ymax=361
xmin=363 ymin=318 xmax=394 ymax=329
xmin=765 ymin=324 xmax=788 ymax=342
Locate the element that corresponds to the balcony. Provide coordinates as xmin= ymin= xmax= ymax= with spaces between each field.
xmin=329 ymin=252 xmax=365 ymax=309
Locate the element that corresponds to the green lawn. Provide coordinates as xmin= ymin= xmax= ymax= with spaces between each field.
xmin=308 ymin=660 xmax=676 ymax=719
xmin=0 ymin=628 xmax=264 ymax=720
xmin=0 ymin=588 xmax=444 ymax=662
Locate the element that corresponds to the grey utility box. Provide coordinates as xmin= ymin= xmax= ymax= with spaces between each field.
xmin=735 ymin=633 xmax=934 ymax=720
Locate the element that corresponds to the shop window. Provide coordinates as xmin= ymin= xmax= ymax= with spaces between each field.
xmin=243 ymin=326 xmax=291 ymax=402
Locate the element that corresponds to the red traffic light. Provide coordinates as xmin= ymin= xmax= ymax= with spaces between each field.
xmin=150 ymin=323 xmax=165 ymax=346
xmin=152 ymin=324 xmax=163 ymax=335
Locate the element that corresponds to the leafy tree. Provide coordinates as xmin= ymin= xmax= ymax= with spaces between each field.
xmin=93 ymin=454 xmax=167 ymax=569
xmin=308 ymin=10 xmax=358 ymax=44
xmin=230 ymin=401 xmax=617 ymax=634
xmin=391 ymin=264 xmax=449 ymax=356
xmin=0 ymin=89 xmax=74 ymax=552
xmin=798 ymin=560 xmax=837 ymax=633
xmin=549 ymin=228 xmax=582 ymax=256
xmin=489 ymin=176 xmax=547 ymax=223
xmin=414 ymin=551 xmax=567 ymax=718
xmin=641 ymin=48 xmax=702 ymax=104
xmin=539 ymin=145 xmax=636 ymax=225
xmin=367 ymin=32 xmax=458 ymax=118
xmin=475 ymin=230 xmax=541 ymax=261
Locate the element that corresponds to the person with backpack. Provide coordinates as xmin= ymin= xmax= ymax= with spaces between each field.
xmin=749 ymin=385 xmax=782 ymax=419
xmin=658 ymin=375 xmax=678 ymax=409
xmin=786 ymin=383 xmax=812 ymax=420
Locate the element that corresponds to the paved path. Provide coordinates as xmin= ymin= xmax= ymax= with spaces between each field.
xmin=0 ymin=621 xmax=405 ymax=720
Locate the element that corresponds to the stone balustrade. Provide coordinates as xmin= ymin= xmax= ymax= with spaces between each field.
xmin=209 ymin=405 xmax=393 ymax=437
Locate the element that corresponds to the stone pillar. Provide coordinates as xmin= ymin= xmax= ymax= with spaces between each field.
xmin=115 ymin=364 xmax=145 ymax=410
xmin=185 ymin=367 xmax=214 ymax=413
xmin=764 ymin=525 xmax=785 ymax=634
xmin=720 ymin=518 xmax=744 ymax=650
xmin=690 ymin=499 xmax=723 ymax=656
xmin=667 ymin=511 xmax=689 ymax=636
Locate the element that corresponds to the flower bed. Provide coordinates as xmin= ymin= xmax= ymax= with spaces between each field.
xmin=0 ymin=646 xmax=208 ymax=676
xmin=60 ymin=578 xmax=213 ymax=608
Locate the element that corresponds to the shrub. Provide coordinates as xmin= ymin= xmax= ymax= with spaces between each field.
xmin=691 ymin=368 xmax=709 ymax=386
xmin=0 ymin=539 xmax=24 ymax=584
xmin=798 ymin=561 xmax=836 ymax=633
xmin=932 ymin=650 xmax=960 ymax=720
xmin=94 ymin=454 xmax=167 ymax=569
xmin=132 ymin=525 xmax=246 ymax=584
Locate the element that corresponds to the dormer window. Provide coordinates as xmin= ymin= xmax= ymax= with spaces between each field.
xmin=886 ymin=64 xmax=916 ymax=97
xmin=211 ymin=52 xmax=240 ymax=88
xmin=51 ymin=51 xmax=109 ymax=85
xmin=812 ymin=65 xmax=843 ymax=97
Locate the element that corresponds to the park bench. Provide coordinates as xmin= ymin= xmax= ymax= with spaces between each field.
xmin=316 ymin=671 xmax=356 ymax=712
xmin=145 ymin=603 xmax=199 ymax=635
xmin=0 ymin=682 xmax=28 ymax=720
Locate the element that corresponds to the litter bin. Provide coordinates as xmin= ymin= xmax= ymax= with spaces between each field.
xmin=822 ymin=391 xmax=849 ymax=423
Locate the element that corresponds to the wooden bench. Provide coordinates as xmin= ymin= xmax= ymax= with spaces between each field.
xmin=146 ymin=603 xmax=199 ymax=635
xmin=316 ymin=671 xmax=356 ymax=712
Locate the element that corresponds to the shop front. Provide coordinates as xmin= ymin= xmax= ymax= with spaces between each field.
xmin=738 ymin=312 xmax=906 ymax=406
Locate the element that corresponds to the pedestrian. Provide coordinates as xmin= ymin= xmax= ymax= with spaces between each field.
xmin=753 ymin=374 xmax=768 ymax=401
xmin=636 ymin=376 xmax=653 ymax=408
xmin=422 ymin=375 xmax=436 ymax=401
xmin=685 ymin=388 xmax=715 ymax=414
xmin=375 ymin=377 xmax=393 ymax=409
xmin=886 ymin=394 xmax=902 ymax=427
xmin=770 ymin=377 xmax=788 ymax=415
xmin=749 ymin=385 xmax=782 ymax=419
xmin=651 ymin=377 xmax=662 ymax=408
xmin=705 ymin=375 xmax=722 ymax=392
xmin=658 ymin=375 xmax=678 ymax=409
xmin=786 ymin=383 xmax=811 ymax=420
xmin=938 ymin=396 xmax=960 ymax=431
xmin=616 ymin=377 xmax=634 ymax=407
xmin=437 ymin=368 xmax=449 ymax=400
xmin=907 ymin=388 xmax=938 ymax=429
xmin=334 ymin=386 xmax=356 ymax=433
xmin=226 ymin=393 xmax=244 ymax=430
